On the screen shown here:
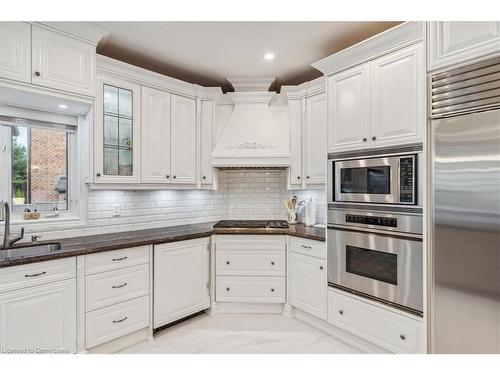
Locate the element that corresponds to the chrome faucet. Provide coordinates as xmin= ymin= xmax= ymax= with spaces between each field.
xmin=0 ymin=200 xmax=25 ymax=249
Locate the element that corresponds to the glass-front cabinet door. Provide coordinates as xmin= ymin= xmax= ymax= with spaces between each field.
xmin=95 ymin=74 xmax=141 ymax=183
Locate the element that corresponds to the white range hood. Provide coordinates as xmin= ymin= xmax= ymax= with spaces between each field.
xmin=211 ymin=78 xmax=290 ymax=168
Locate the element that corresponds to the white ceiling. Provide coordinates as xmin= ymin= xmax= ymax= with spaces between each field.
xmin=94 ymin=21 xmax=400 ymax=91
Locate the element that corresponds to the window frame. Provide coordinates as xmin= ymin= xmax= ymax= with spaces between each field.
xmin=0 ymin=118 xmax=85 ymax=225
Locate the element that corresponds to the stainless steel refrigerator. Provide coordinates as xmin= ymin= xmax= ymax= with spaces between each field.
xmin=431 ymin=57 xmax=500 ymax=353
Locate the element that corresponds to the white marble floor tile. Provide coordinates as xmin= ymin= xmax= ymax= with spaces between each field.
xmin=120 ymin=313 xmax=363 ymax=354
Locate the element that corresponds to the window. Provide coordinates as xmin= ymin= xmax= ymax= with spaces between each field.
xmin=0 ymin=116 xmax=78 ymax=220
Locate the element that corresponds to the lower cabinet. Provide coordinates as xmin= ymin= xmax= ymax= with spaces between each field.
xmin=154 ymin=238 xmax=210 ymax=328
xmin=0 ymin=278 xmax=76 ymax=353
xmin=289 ymin=251 xmax=327 ymax=320
xmin=84 ymin=246 xmax=151 ymax=349
xmin=328 ymin=288 xmax=425 ymax=353
xmin=215 ymin=235 xmax=286 ymax=304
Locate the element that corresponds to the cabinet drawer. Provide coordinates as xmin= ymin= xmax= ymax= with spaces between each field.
xmin=216 ymin=276 xmax=285 ymax=303
xmin=85 ymin=246 xmax=149 ymax=275
xmin=327 ymin=289 xmax=425 ymax=353
xmin=289 ymin=237 xmax=326 ymax=259
xmin=216 ymin=235 xmax=286 ymax=251
xmin=86 ymin=264 xmax=149 ymax=311
xmin=0 ymin=257 xmax=76 ymax=293
xmin=216 ymin=250 xmax=285 ymax=276
xmin=86 ymin=295 xmax=149 ymax=349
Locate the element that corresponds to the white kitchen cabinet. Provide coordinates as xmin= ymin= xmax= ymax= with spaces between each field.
xmin=428 ymin=21 xmax=500 ymax=71
xmin=141 ymin=86 xmax=172 ymax=184
xmin=0 ymin=279 xmax=76 ymax=353
xmin=305 ymin=92 xmax=327 ymax=184
xmin=328 ymin=288 xmax=425 ymax=353
xmin=289 ymin=251 xmax=327 ymax=320
xmin=286 ymin=78 xmax=326 ymax=188
xmin=200 ymin=99 xmax=214 ymax=185
xmin=327 ymin=43 xmax=424 ymax=153
xmin=328 ymin=63 xmax=371 ymax=153
xmin=170 ymin=94 xmax=197 ymax=184
xmin=0 ymin=22 xmax=31 ymax=83
xmin=31 ymin=26 xmax=95 ymax=96
xmin=154 ymin=238 xmax=210 ymax=328
xmin=288 ymin=99 xmax=303 ymax=187
xmin=370 ymin=43 xmax=424 ymax=148
xmin=94 ymin=74 xmax=141 ymax=183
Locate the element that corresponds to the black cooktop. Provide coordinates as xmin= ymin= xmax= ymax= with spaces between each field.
xmin=213 ymin=220 xmax=289 ymax=229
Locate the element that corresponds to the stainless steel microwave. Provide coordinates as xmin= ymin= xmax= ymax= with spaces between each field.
xmin=329 ymin=153 xmax=418 ymax=205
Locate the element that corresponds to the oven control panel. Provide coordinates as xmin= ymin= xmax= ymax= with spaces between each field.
xmin=399 ymin=156 xmax=415 ymax=204
xmin=345 ymin=214 xmax=397 ymax=228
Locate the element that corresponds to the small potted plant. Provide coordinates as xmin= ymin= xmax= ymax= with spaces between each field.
xmin=13 ymin=189 xmax=25 ymax=205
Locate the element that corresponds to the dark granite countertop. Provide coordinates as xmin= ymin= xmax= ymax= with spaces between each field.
xmin=0 ymin=222 xmax=325 ymax=268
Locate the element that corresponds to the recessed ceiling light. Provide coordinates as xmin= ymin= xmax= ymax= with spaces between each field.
xmin=58 ymin=104 xmax=68 ymax=109
xmin=264 ymin=53 xmax=275 ymax=60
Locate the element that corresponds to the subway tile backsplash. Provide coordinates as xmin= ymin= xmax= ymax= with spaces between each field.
xmin=3 ymin=170 xmax=326 ymax=241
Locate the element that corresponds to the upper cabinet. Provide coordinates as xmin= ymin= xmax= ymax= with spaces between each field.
xmin=94 ymin=74 xmax=142 ymax=183
xmin=141 ymin=86 xmax=172 ymax=184
xmin=305 ymin=92 xmax=327 ymax=185
xmin=199 ymin=99 xmax=215 ymax=185
xmin=170 ymin=94 xmax=197 ymax=184
xmin=328 ymin=64 xmax=370 ymax=153
xmin=327 ymin=43 xmax=424 ymax=153
xmin=370 ymin=44 xmax=424 ymax=148
xmin=0 ymin=22 xmax=31 ymax=83
xmin=428 ymin=21 xmax=500 ymax=71
xmin=31 ymin=26 xmax=95 ymax=96
xmin=312 ymin=22 xmax=425 ymax=154
xmin=285 ymin=78 xmax=327 ymax=188
xmin=0 ymin=22 xmax=98 ymax=96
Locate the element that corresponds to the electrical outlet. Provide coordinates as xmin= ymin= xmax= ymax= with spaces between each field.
xmin=113 ymin=205 xmax=121 ymax=217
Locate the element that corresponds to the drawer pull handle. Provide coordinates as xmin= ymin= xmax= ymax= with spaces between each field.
xmin=24 ymin=271 xmax=46 ymax=278
xmin=226 ymin=261 xmax=230 ymax=265
xmin=112 ymin=256 xmax=128 ymax=262
xmin=271 ymin=288 xmax=275 ymax=292
xmin=400 ymin=334 xmax=406 ymax=341
xmin=112 ymin=317 xmax=128 ymax=324
xmin=338 ymin=310 xmax=344 ymax=315
xmin=226 ymin=287 xmax=230 ymax=291
xmin=320 ymin=266 xmax=324 ymax=270
xmin=271 ymin=261 xmax=275 ymax=266
xmin=112 ymin=282 xmax=128 ymax=289
xmin=301 ymin=245 xmax=312 ymax=249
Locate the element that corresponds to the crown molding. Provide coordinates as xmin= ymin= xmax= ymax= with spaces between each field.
xmin=281 ymin=76 xmax=325 ymax=101
xmin=31 ymin=22 xmax=109 ymax=46
xmin=311 ymin=21 xmax=424 ymax=76
xmin=227 ymin=77 xmax=276 ymax=92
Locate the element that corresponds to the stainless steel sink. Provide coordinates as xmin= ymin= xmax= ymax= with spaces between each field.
xmin=0 ymin=243 xmax=62 ymax=258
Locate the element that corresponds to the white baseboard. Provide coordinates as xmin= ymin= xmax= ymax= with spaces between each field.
xmin=213 ymin=302 xmax=284 ymax=314
xmin=85 ymin=327 xmax=150 ymax=354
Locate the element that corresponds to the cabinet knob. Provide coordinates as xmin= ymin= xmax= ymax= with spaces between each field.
xmin=362 ymin=137 xmax=367 ymax=142
xmin=306 ymin=176 xmax=310 ymax=179
xmin=320 ymin=266 xmax=324 ymax=270
xmin=271 ymin=261 xmax=275 ymax=266
xmin=202 ymin=176 xmax=206 ymax=180
xmin=400 ymin=334 xmax=406 ymax=341
xmin=297 ymin=176 xmax=301 ymax=180
xmin=226 ymin=287 xmax=230 ymax=291
xmin=173 ymin=175 xmax=177 ymax=179
xmin=338 ymin=310 xmax=344 ymax=315
xmin=34 ymin=71 xmax=41 ymax=77
xmin=226 ymin=261 xmax=230 ymax=265
xmin=271 ymin=288 xmax=275 ymax=292
xmin=166 ymin=174 xmax=170 ymax=178
xmin=371 ymin=136 xmax=377 ymax=141
xmin=96 ymin=173 xmax=101 ymax=177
